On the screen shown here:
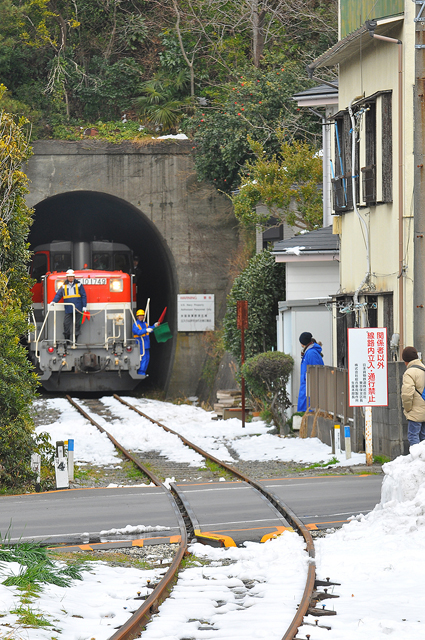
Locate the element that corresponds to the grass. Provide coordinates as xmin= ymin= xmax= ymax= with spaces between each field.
xmin=0 ymin=541 xmax=94 ymax=636
xmin=202 ymin=459 xmax=235 ymax=480
xmin=0 ymin=540 xmax=90 ymax=591
xmin=126 ymin=464 xmax=150 ymax=482
xmin=50 ymin=549 xmax=153 ymax=571
xmin=180 ymin=554 xmax=211 ymax=569
xmin=373 ymin=454 xmax=390 ymax=464
xmin=9 ymin=605 xmax=52 ymax=628
xmin=303 ymin=456 xmax=340 ymax=470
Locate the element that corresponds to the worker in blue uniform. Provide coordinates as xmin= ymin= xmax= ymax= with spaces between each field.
xmin=51 ymin=269 xmax=87 ymax=342
xmin=297 ymin=331 xmax=324 ymax=412
xmin=133 ymin=309 xmax=158 ymax=376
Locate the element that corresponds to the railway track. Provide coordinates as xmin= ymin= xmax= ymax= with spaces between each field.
xmin=65 ymin=394 xmax=338 ymax=640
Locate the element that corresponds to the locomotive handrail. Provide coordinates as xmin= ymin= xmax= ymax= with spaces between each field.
xmin=33 ymin=303 xmax=77 ymax=359
xmin=103 ymin=303 xmax=134 ymax=349
xmin=33 ymin=307 xmax=51 ymax=362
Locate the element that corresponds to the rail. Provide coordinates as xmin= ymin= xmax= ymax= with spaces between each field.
xmin=67 ymin=395 xmax=318 ymax=640
xmin=114 ymin=395 xmax=316 ymax=640
xmin=307 ymin=364 xmax=353 ymax=424
xmin=65 ymin=396 xmax=186 ymax=639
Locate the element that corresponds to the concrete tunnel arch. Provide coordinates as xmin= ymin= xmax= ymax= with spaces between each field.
xmin=29 ymin=190 xmax=178 ymax=391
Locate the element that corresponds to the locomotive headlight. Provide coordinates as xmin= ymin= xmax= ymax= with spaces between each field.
xmin=55 ymin=279 xmax=65 ymax=291
xmin=109 ymin=278 xmax=123 ymax=292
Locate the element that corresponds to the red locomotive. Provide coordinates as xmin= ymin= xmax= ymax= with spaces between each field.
xmin=28 ymin=240 xmax=144 ymax=392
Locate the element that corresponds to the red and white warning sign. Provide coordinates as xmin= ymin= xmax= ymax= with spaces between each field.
xmin=348 ymin=328 xmax=388 ymax=407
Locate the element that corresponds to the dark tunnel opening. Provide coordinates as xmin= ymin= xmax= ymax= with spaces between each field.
xmin=29 ymin=190 xmax=177 ymax=391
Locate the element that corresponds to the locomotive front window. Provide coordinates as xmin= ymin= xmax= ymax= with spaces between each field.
xmin=52 ymin=253 xmax=71 ymax=271
xmin=93 ymin=253 xmax=111 ymax=270
xmin=114 ymin=253 xmax=131 ymax=273
xmin=31 ymin=253 xmax=48 ymax=282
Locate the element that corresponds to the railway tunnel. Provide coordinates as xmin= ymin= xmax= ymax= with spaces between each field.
xmin=29 ymin=190 xmax=177 ymax=391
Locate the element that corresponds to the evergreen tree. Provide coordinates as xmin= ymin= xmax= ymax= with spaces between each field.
xmin=223 ymin=250 xmax=285 ymax=363
xmin=0 ymin=85 xmax=38 ymax=490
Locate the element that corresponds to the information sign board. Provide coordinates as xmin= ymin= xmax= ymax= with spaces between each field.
xmin=177 ymin=294 xmax=215 ymax=331
xmin=348 ymin=328 xmax=388 ymax=407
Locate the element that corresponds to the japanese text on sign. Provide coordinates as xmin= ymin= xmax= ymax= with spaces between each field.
xmin=177 ymin=294 xmax=215 ymax=332
xmin=348 ymin=328 xmax=388 ymax=407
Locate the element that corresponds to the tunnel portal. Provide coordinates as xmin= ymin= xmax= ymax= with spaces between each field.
xmin=29 ymin=190 xmax=177 ymax=390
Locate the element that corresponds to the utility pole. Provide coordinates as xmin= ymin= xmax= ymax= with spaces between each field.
xmin=414 ymin=1 xmax=425 ymax=357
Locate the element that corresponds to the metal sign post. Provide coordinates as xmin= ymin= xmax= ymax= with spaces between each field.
xmin=237 ymin=300 xmax=248 ymax=428
xmin=348 ymin=328 xmax=388 ymax=465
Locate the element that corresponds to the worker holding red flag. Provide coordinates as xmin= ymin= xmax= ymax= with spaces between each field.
xmin=132 ymin=309 xmax=158 ymax=376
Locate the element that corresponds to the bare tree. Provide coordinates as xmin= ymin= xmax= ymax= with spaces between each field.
xmin=163 ymin=0 xmax=337 ymax=80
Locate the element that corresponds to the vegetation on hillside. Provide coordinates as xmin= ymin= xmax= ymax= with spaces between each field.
xmin=0 ymin=86 xmax=39 ymax=490
xmin=0 ymin=0 xmax=337 ymax=193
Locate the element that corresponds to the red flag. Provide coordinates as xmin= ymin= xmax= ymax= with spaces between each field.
xmin=157 ymin=307 xmax=167 ymax=325
xmin=81 ymin=311 xmax=91 ymax=324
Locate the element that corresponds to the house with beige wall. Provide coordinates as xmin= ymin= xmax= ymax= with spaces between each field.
xmin=308 ymin=0 xmax=424 ymax=366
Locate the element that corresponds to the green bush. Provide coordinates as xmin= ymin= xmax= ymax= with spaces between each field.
xmin=223 ymin=250 xmax=285 ymax=363
xmin=0 ymin=87 xmax=38 ymax=491
xmin=241 ymin=351 xmax=293 ymax=430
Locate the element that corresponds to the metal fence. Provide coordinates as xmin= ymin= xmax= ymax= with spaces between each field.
xmin=307 ymin=365 xmax=353 ymax=424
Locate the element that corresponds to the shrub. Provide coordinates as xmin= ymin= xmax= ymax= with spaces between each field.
xmin=241 ymin=351 xmax=293 ymax=429
xmin=0 ymin=86 xmax=38 ymax=491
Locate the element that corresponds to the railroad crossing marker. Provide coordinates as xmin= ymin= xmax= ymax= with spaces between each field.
xmin=54 ymin=440 xmax=69 ymax=489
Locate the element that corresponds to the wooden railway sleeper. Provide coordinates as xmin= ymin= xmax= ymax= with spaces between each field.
xmin=307 ymin=606 xmax=337 ymax=617
xmin=302 ymin=618 xmax=333 ymax=631
xmin=315 ymin=577 xmax=341 ymax=588
xmin=311 ymin=590 xmax=339 ymax=602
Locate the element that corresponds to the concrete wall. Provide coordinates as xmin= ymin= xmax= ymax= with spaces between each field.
xmin=25 ymin=139 xmax=240 ymax=397
xmin=306 ymin=362 xmax=409 ymax=460
xmin=286 ymin=261 xmax=339 ymax=300
xmin=277 ymin=299 xmax=333 ymax=413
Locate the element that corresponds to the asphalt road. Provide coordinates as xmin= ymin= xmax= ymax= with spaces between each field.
xmin=260 ymin=474 xmax=384 ymax=528
xmin=0 ymin=486 xmax=180 ymax=544
xmin=0 ymin=474 xmax=383 ymax=545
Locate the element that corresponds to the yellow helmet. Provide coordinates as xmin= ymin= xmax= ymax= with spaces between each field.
xmin=136 ymin=309 xmax=145 ymax=316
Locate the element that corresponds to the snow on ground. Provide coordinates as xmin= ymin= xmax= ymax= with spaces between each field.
xmin=5 ymin=398 xmax=425 ymax=638
xmin=302 ymin=440 xmax=425 ymax=639
xmin=102 ymin=396 xmax=366 ymax=467
xmin=2 ymin=438 xmax=423 ymax=639
xmin=0 ymin=560 xmax=166 ymax=640
xmin=141 ymin=532 xmax=309 ymax=640
xmin=35 ymin=396 xmax=365 ymax=468
xmin=33 ymin=397 xmax=120 ymax=466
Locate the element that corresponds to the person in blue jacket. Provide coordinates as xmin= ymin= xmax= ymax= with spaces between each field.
xmin=51 ymin=269 xmax=87 ymax=342
xmin=297 ymin=331 xmax=324 ymax=412
xmin=133 ymin=309 xmax=158 ymax=376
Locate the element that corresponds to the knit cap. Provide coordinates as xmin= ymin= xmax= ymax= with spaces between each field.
xmin=299 ymin=332 xmax=313 ymax=346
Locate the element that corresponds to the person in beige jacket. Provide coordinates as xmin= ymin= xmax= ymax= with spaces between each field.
xmin=401 ymin=346 xmax=425 ymax=446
